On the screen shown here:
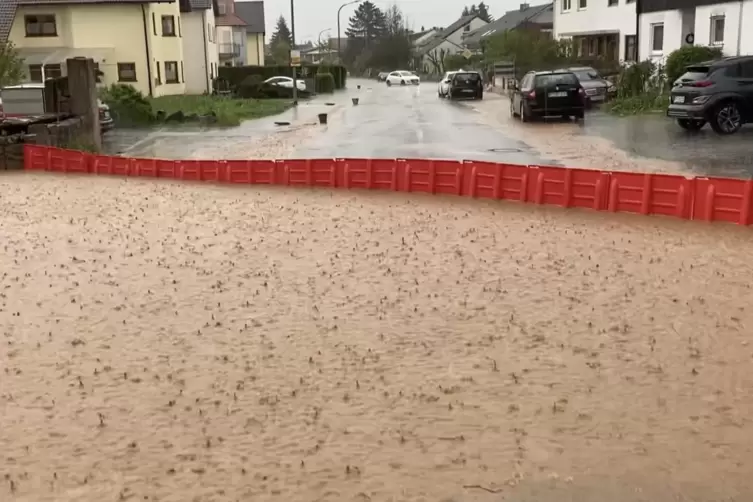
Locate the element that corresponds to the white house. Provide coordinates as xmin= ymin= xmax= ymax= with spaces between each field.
xmin=181 ymin=0 xmax=219 ymax=94
xmin=416 ymin=14 xmax=488 ymax=73
xmin=638 ymin=0 xmax=753 ymax=61
xmin=553 ymin=0 xmax=638 ymax=63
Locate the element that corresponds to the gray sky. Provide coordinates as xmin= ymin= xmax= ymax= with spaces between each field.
xmin=257 ymin=0 xmax=532 ymax=44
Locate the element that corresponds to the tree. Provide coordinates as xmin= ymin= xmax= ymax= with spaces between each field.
xmin=270 ymin=16 xmax=292 ymax=48
xmin=345 ymin=1 xmax=387 ymax=47
xmin=0 ymin=42 xmax=24 ymax=88
xmin=370 ymin=4 xmax=412 ymax=70
xmin=462 ymin=3 xmax=492 ymax=22
xmin=485 ymin=30 xmax=568 ymax=77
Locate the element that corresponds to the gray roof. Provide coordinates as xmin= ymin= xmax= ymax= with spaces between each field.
xmin=463 ymin=3 xmax=552 ymax=48
xmin=1 ymin=0 xmax=173 ymax=43
xmin=235 ymin=1 xmax=265 ymax=34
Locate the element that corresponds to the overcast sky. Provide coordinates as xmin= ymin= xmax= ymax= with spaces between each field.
xmin=256 ymin=0 xmax=536 ymax=43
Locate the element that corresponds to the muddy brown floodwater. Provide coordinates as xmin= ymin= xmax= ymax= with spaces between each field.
xmin=2 ymin=173 xmax=753 ymax=502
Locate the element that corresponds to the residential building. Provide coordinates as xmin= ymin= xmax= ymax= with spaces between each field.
xmin=553 ymin=0 xmax=638 ymax=63
xmin=216 ymin=0 xmax=246 ymax=66
xmin=415 ymin=14 xmax=488 ymax=73
xmin=180 ymin=0 xmax=219 ymax=94
xmin=411 ymin=28 xmax=438 ymax=47
xmin=2 ymin=0 xmax=187 ymax=97
xmin=638 ymin=0 xmax=753 ymax=61
xmin=235 ymin=1 xmax=265 ymax=65
xmin=464 ymin=2 xmax=553 ymax=52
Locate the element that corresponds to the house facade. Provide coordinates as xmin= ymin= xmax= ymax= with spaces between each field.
xmin=4 ymin=0 xmax=187 ymax=97
xmin=416 ymin=14 xmax=488 ymax=73
xmin=638 ymin=0 xmax=753 ymax=61
xmin=216 ymin=0 xmax=246 ymax=66
xmin=180 ymin=0 xmax=219 ymax=94
xmin=464 ymin=2 xmax=553 ymax=52
xmin=235 ymin=1 xmax=264 ymax=66
xmin=553 ymin=0 xmax=638 ymax=63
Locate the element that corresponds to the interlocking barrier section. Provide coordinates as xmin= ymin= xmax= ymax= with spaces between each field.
xmin=22 ymin=145 xmax=753 ymax=225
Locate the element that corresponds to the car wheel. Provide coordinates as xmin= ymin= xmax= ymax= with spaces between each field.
xmin=400 ymin=80 xmax=406 ymax=85
xmin=386 ymin=81 xmax=392 ymax=86
xmin=709 ymin=101 xmax=742 ymax=134
xmin=677 ymin=118 xmax=706 ymax=131
xmin=562 ymin=114 xmax=570 ymax=121
xmin=574 ymin=111 xmax=584 ymax=120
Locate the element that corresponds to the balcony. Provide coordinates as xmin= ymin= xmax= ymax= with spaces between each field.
xmin=219 ymin=43 xmax=241 ymax=58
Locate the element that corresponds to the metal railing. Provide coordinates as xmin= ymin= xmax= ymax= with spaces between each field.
xmin=219 ymin=43 xmax=241 ymax=57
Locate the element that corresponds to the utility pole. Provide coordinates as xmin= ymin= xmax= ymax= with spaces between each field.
xmin=290 ymin=0 xmax=298 ymax=105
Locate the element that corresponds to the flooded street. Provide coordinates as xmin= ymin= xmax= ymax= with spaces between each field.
xmin=2 ymin=173 xmax=753 ymax=501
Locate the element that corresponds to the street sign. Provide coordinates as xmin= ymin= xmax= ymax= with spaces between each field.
xmin=290 ymin=50 xmax=301 ymax=67
xmin=462 ymin=48 xmax=472 ymax=59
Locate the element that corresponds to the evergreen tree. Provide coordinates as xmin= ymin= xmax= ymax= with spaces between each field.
xmin=345 ymin=1 xmax=387 ymax=47
xmin=270 ymin=15 xmax=292 ymax=47
xmin=476 ymin=2 xmax=494 ymax=23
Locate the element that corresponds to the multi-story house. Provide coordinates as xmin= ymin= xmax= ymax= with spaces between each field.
xmin=638 ymin=0 xmax=753 ymax=61
xmin=553 ymin=0 xmax=638 ymax=63
xmin=415 ymin=14 xmax=488 ymax=73
xmin=235 ymin=1 xmax=265 ymax=66
xmin=464 ymin=2 xmax=553 ymax=53
xmin=216 ymin=0 xmax=246 ymax=66
xmin=2 ymin=0 xmax=187 ymax=97
xmin=180 ymin=0 xmax=219 ymax=94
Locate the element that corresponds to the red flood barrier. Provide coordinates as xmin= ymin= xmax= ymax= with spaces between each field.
xmin=19 ymin=144 xmax=753 ymax=226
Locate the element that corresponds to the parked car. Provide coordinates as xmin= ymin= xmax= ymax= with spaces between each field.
xmin=262 ymin=76 xmax=306 ymax=91
xmin=510 ymin=70 xmax=586 ymax=122
xmin=667 ymin=56 xmax=753 ymax=134
xmin=385 ymin=71 xmax=420 ymax=86
xmin=437 ymin=70 xmax=459 ymax=97
xmin=377 ymin=72 xmax=389 ymax=81
xmin=0 ymin=83 xmax=113 ymax=133
xmin=448 ymin=71 xmax=483 ymax=100
xmin=563 ymin=66 xmax=615 ymax=104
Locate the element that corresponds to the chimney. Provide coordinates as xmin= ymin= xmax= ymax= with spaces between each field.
xmin=520 ymin=3 xmax=529 ymax=10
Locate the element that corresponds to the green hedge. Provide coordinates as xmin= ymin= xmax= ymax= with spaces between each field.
xmin=315 ymin=73 xmax=335 ymax=93
xmin=218 ymin=65 xmax=347 ymax=92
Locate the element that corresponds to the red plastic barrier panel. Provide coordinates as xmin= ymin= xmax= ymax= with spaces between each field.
xmin=607 ymin=172 xmax=693 ymax=219
xmin=463 ymin=161 xmax=529 ymax=201
xmin=177 ymin=160 xmax=224 ymax=182
xmin=224 ymin=160 xmax=278 ymax=184
xmin=49 ymin=147 xmax=90 ymax=174
xmin=131 ymin=158 xmax=158 ymax=177
xmin=692 ymin=177 xmax=753 ymax=225
xmin=339 ymin=158 xmax=399 ymax=190
xmin=399 ymin=159 xmax=463 ymax=195
xmin=527 ymin=165 xmax=610 ymax=210
xmin=156 ymin=159 xmax=178 ymax=178
xmin=277 ymin=159 xmax=337 ymax=187
xmin=24 ymin=144 xmax=50 ymax=170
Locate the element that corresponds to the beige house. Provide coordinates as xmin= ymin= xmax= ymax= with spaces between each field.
xmin=235 ymin=1 xmax=264 ymax=65
xmin=181 ymin=0 xmax=219 ymax=94
xmin=415 ymin=14 xmax=488 ymax=74
xmin=1 ymin=0 xmax=188 ymax=97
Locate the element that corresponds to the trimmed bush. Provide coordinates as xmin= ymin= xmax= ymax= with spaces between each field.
xmin=237 ymin=74 xmax=264 ymax=98
xmin=315 ymin=73 xmax=335 ymax=93
xmin=665 ymin=45 xmax=723 ymax=86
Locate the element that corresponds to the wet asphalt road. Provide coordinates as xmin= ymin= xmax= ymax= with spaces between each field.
xmin=582 ymin=109 xmax=753 ymax=179
xmin=291 ymin=79 xmax=553 ymax=165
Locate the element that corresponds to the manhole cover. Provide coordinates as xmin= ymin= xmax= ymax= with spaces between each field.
xmin=487 ymin=147 xmax=523 ymax=153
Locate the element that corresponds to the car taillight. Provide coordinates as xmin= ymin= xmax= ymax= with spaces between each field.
xmin=527 ymin=90 xmax=536 ymax=100
xmin=691 ymin=80 xmax=713 ymax=87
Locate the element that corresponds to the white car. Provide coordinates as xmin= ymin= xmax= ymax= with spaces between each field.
xmin=385 ymin=71 xmax=420 ymax=86
xmin=263 ymin=76 xmax=306 ymax=91
xmin=438 ymin=70 xmax=460 ymax=97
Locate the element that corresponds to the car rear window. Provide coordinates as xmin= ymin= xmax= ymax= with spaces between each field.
xmin=535 ymin=73 xmax=579 ymax=86
xmin=573 ymin=69 xmax=600 ymax=81
xmin=454 ymin=73 xmax=481 ymax=83
xmin=678 ymin=66 xmax=710 ymax=82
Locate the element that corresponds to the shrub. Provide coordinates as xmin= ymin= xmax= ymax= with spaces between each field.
xmin=664 ymin=45 xmax=723 ymax=86
xmin=236 ymin=74 xmax=265 ymax=98
xmin=315 ymin=72 xmax=335 ymax=93
xmin=99 ymin=84 xmax=154 ymax=126
xmin=605 ymin=60 xmax=669 ymax=115
xmin=218 ymin=64 xmax=347 ymax=93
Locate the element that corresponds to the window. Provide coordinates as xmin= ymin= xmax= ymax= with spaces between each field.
xmin=178 ymin=17 xmax=182 ymax=36
xmin=117 ymin=62 xmax=137 ymax=82
xmin=162 ymin=15 xmax=176 ymax=36
xmin=710 ymin=16 xmax=725 ymax=45
xmin=651 ymin=23 xmax=664 ymax=53
xmin=152 ymin=13 xmax=157 ymax=35
xmin=218 ymin=3 xmax=226 ymax=15
xmin=28 ymin=63 xmax=62 ymax=82
xmin=624 ymin=34 xmax=637 ymax=62
xmin=155 ymin=61 xmax=161 ymax=84
xmin=608 ymin=0 xmax=618 ymax=5
xmin=165 ymin=61 xmax=179 ymax=83
xmin=588 ymin=38 xmax=597 ymax=56
xmin=562 ymin=0 xmax=571 ymax=11
xmin=180 ymin=61 xmax=184 ymax=82
xmin=24 ymin=14 xmax=57 ymax=37
xmin=578 ymin=0 xmax=587 ymax=9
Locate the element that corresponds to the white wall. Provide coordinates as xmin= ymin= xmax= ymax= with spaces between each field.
xmin=639 ymin=1 xmax=753 ymax=61
xmin=182 ymin=12 xmax=209 ymax=93
xmin=446 ymin=17 xmax=487 ymax=46
xmin=554 ymin=0 xmax=636 ymax=60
